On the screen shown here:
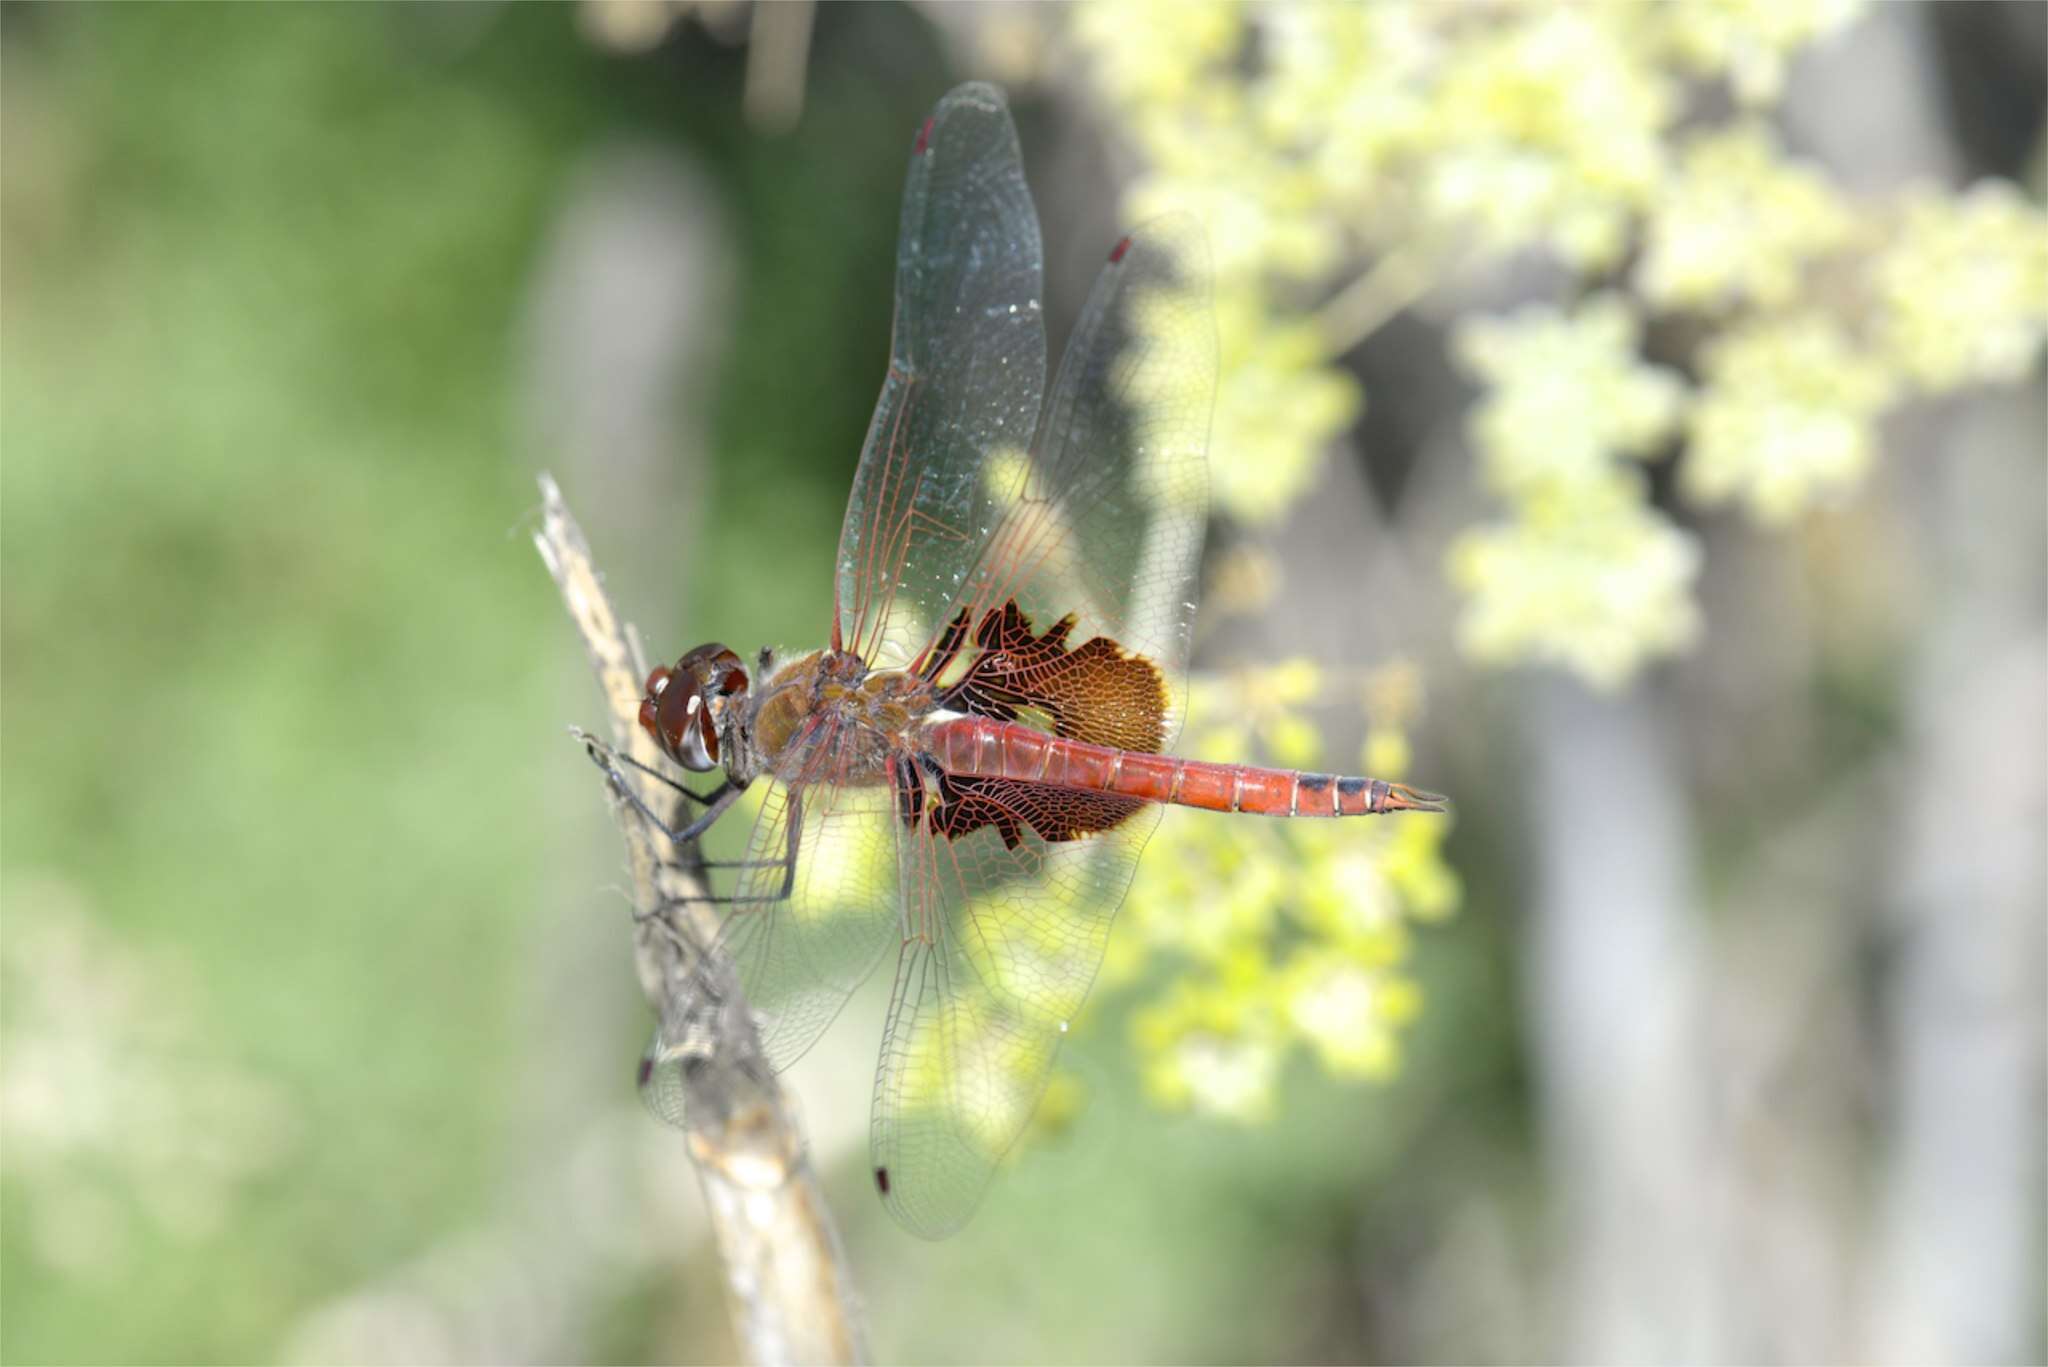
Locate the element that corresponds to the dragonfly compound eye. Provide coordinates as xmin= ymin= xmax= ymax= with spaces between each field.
xmin=632 ymin=660 xmax=705 ymax=770
xmin=637 ymin=667 xmax=673 ymax=752
xmin=692 ymin=697 xmax=719 ymax=767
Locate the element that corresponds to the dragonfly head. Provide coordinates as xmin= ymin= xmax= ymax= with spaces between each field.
xmin=640 ymin=644 xmax=750 ymax=772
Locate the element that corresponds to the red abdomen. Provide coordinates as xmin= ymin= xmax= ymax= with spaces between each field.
xmin=919 ymin=716 xmax=1445 ymax=817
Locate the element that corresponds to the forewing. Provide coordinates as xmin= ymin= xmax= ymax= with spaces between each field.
xmin=718 ymin=779 xmax=899 ymax=1070
xmin=837 ymin=84 xmax=1047 ymax=669
xmin=871 ymin=793 xmax=1165 ymax=1238
xmin=924 ymin=216 xmax=1215 ymax=744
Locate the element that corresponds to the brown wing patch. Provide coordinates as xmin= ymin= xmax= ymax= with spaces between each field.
xmin=929 ymin=773 xmax=1147 ymax=849
xmin=935 ymin=600 xmax=1167 ymax=752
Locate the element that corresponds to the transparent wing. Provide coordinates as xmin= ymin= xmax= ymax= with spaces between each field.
xmin=969 ymin=215 xmax=1214 ymax=744
xmin=718 ymin=779 xmax=899 ymax=1070
xmin=856 ymin=214 xmax=1216 ymax=745
xmin=865 ymin=219 xmax=1216 ymax=1237
xmin=873 ymin=798 xmax=1165 ymax=1238
xmin=836 ymin=83 xmax=1047 ymax=669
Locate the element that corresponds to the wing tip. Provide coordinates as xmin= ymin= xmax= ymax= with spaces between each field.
xmin=917 ymin=82 xmax=1013 ymax=155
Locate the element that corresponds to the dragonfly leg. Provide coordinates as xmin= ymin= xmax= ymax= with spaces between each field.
xmin=659 ymin=790 xmax=802 ymax=908
xmin=607 ymin=749 xmax=728 ymax=808
xmin=589 ymin=741 xmax=749 ymax=847
xmin=596 ymin=755 xmax=786 ymax=872
xmin=655 ymin=780 xmax=749 ymax=846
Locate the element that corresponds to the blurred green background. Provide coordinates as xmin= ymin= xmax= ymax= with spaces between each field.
xmin=3 ymin=3 xmax=2042 ymax=1364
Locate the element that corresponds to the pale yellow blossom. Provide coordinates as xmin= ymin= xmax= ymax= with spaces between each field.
xmin=1686 ymin=316 xmax=1893 ymax=522
xmin=1455 ymin=294 xmax=1687 ymax=494
xmin=1060 ymin=0 xmax=2037 ymax=1107
xmin=1110 ymin=663 xmax=1458 ymax=1116
xmin=1450 ymin=475 xmax=1703 ymax=689
xmin=1281 ymin=948 xmax=1406 ymax=1080
xmin=1637 ymin=122 xmax=1858 ymax=311
xmin=1070 ymin=0 xmax=1242 ymax=109
xmin=1206 ymin=285 xmax=1362 ymax=521
xmin=1422 ymin=10 xmax=1674 ymax=268
xmin=1644 ymin=0 xmax=1865 ymax=105
xmin=1874 ymin=182 xmax=2048 ymax=390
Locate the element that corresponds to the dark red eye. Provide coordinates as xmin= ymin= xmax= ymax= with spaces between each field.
xmin=638 ymin=667 xmax=675 ymax=754
xmin=654 ymin=675 xmax=692 ymax=747
xmin=644 ymin=645 xmax=737 ymax=771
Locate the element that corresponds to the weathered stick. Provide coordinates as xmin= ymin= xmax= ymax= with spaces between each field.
xmin=533 ymin=473 xmax=866 ymax=1366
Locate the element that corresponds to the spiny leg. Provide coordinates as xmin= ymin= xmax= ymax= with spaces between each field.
xmin=662 ymin=788 xmax=803 ymax=909
xmin=579 ymin=735 xmax=770 ymax=871
xmin=607 ymin=748 xmax=727 ymax=808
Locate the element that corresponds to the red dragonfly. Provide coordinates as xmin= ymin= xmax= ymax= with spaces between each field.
xmin=620 ymin=85 xmax=1444 ymax=1238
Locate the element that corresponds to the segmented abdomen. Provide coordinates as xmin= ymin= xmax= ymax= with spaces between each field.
xmin=919 ymin=716 xmax=1443 ymax=818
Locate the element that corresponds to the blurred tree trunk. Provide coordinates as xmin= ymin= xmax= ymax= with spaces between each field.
xmin=1784 ymin=8 xmax=2047 ymax=1361
xmin=1872 ymin=388 xmax=2046 ymax=1366
xmin=1522 ymin=679 xmax=1720 ymax=1363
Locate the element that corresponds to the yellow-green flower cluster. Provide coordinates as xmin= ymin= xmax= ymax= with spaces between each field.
xmin=1105 ymin=663 xmax=1459 ymax=1122
xmin=1207 ymin=285 xmax=1362 ymax=522
xmin=1686 ymin=316 xmax=1893 ymax=522
xmin=1447 ymin=296 xmax=1699 ymax=685
xmin=1637 ymin=0 xmax=1864 ymax=105
xmin=1874 ymin=182 xmax=2048 ymax=391
xmin=1070 ymin=0 xmax=1243 ymax=116
xmin=1421 ymin=10 xmax=1673 ymax=269
xmin=1450 ymin=475 xmax=1702 ymax=688
xmin=1073 ymin=0 xmax=2045 ymax=692
xmin=1078 ymin=3 xmax=1394 ymax=526
xmin=1456 ymin=294 xmax=1686 ymax=494
xmin=1636 ymin=123 xmax=1859 ymax=312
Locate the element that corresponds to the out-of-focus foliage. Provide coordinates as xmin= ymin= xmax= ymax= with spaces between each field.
xmin=1107 ymin=662 xmax=1456 ymax=1123
xmin=6 ymin=3 xmax=2037 ymax=1362
xmin=0 ymin=5 xmax=904 ymax=1358
xmin=1 ymin=879 xmax=296 ymax=1276
xmin=1686 ymin=315 xmax=1894 ymax=523
xmin=1450 ymin=470 xmax=1704 ymax=689
xmin=1649 ymin=0 xmax=1864 ymax=105
xmin=1061 ymin=0 xmax=2047 ymax=1119
xmin=1875 ymin=181 xmax=2048 ymax=390
xmin=1072 ymin=0 xmax=2048 ymax=686
xmin=1445 ymin=297 xmax=1699 ymax=680
xmin=1635 ymin=122 xmax=1858 ymax=312
xmin=1457 ymin=295 xmax=1687 ymax=494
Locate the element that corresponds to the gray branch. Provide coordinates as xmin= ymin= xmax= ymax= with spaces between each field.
xmin=534 ymin=473 xmax=866 ymax=1367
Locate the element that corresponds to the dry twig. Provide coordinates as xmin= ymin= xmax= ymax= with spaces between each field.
xmin=533 ymin=473 xmax=866 ymax=1366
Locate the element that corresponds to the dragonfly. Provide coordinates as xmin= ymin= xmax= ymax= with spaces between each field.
xmin=613 ymin=83 xmax=1446 ymax=1239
